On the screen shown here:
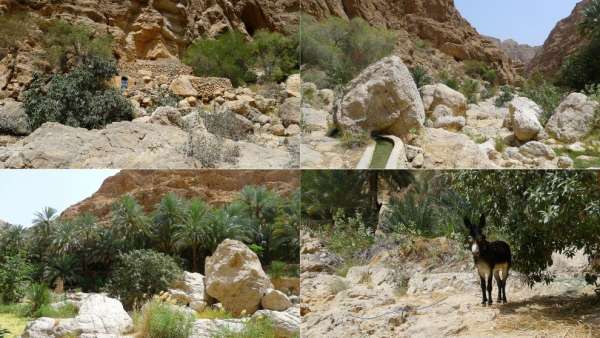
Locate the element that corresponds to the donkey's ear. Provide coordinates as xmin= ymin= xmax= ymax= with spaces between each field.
xmin=463 ymin=216 xmax=472 ymax=229
xmin=479 ymin=214 xmax=486 ymax=229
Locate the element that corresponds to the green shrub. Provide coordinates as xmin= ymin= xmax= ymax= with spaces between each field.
xmin=495 ymin=136 xmax=507 ymax=153
xmin=267 ymin=261 xmax=287 ymax=279
xmin=27 ymin=283 xmax=50 ymax=317
xmin=252 ymin=30 xmax=298 ymax=83
xmin=340 ymin=129 xmax=370 ymax=149
xmin=386 ymin=194 xmax=437 ymax=236
xmin=410 ymin=66 xmax=432 ymax=89
xmin=23 ymin=55 xmax=133 ymax=130
xmin=495 ymin=85 xmax=514 ymax=107
xmin=196 ymin=307 xmax=234 ymax=319
xmin=439 ymin=70 xmax=460 ymax=90
xmin=301 ymin=15 xmax=397 ymax=87
xmin=214 ymin=317 xmax=277 ymax=338
xmin=0 ymin=12 xmax=34 ymax=58
xmin=460 ymin=78 xmax=480 ymax=104
xmin=40 ymin=20 xmax=113 ymax=72
xmin=521 ymin=74 xmax=564 ymax=125
xmin=35 ymin=303 xmax=77 ymax=318
xmin=326 ymin=210 xmax=373 ymax=261
xmin=136 ymin=300 xmax=195 ymax=338
xmin=184 ymin=31 xmax=255 ymax=87
xmin=0 ymin=255 xmax=32 ymax=304
xmin=0 ymin=303 xmax=31 ymax=317
xmin=106 ymin=250 xmax=182 ymax=310
xmin=463 ymin=60 xmax=497 ymax=84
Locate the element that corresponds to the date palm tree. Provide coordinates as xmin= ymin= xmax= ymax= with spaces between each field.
xmin=111 ymin=195 xmax=149 ymax=250
xmin=204 ymin=205 xmax=248 ymax=253
xmin=175 ymin=199 xmax=210 ymax=272
xmin=153 ymin=193 xmax=185 ymax=255
xmin=31 ymin=207 xmax=58 ymax=260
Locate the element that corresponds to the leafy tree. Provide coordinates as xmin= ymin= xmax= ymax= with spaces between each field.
xmin=39 ymin=20 xmax=114 ymax=72
xmin=184 ymin=31 xmax=255 ymax=87
xmin=107 ymin=249 xmax=182 ymax=309
xmin=301 ymin=15 xmax=397 ymax=87
xmin=450 ymin=171 xmax=600 ymax=286
xmin=0 ymin=254 xmax=32 ymax=303
xmin=175 ymin=199 xmax=210 ymax=272
xmin=251 ymin=30 xmax=298 ymax=82
xmin=24 ymin=55 xmax=133 ymax=130
xmin=153 ymin=193 xmax=185 ymax=255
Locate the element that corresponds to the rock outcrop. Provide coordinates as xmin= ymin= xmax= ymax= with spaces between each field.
xmin=485 ymin=36 xmax=541 ymax=65
xmin=22 ymin=294 xmax=133 ymax=338
xmin=301 ymin=0 xmax=518 ymax=83
xmin=61 ymin=169 xmax=299 ymax=221
xmin=205 ymin=239 xmax=274 ymax=315
xmin=527 ymin=0 xmax=592 ymax=75
xmin=334 ymin=56 xmax=425 ymax=139
xmin=546 ymin=93 xmax=600 ymax=143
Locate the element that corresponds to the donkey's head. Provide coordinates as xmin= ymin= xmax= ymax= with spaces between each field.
xmin=464 ymin=214 xmax=487 ymax=256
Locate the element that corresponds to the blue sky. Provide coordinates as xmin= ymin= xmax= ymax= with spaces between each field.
xmin=0 ymin=170 xmax=119 ymax=227
xmin=455 ymin=0 xmax=580 ymax=46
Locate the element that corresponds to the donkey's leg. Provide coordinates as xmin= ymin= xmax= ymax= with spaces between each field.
xmin=502 ymin=275 xmax=508 ymax=303
xmin=486 ymin=274 xmax=493 ymax=305
xmin=479 ymin=276 xmax=487 ymax=305
xmin=494 ymin=272 xmax=502 ymax=303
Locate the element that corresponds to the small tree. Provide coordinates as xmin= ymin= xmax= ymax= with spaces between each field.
xmin=184 ymin=31 xmax=255 ymax=87
xmin=0 ymin=254 xmax=32 ymax=303
xmin=251 ymin=30 xmax=298 ymax=83
xmin=24 ymin=55 xmax=133 ymax=131
xmin=107 ymin=250 xmax=182 ymax=309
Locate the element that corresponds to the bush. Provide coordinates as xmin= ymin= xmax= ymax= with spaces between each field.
xmin=196 ymin=307 xmax=234 ymax=319
xmin=0 ymin=12 xmax=34 ymax=58
xmin=136 ymin=299 xmax=195 ymax=338
xmin=463 ymin=60 xmax=497 ymax=84
xmin=325 ymin=210 xmax=373 ymax=261
xmin=214 ymin=317 xmax=276 ymax=338
xmin=438 ymin=70 xmax=460 ymax=90
xmin=23 ymin=56 xmax=133 ymax=130
xmin=410 ymin=66 xmax=432 ymax=89
xmin=40 ymin=20 xmax=113 ymax=72
xmin=106 ymin=250 xmax=182 ymax=309
xmin=301 ymin=15 xmax=397 ymax=87
xmin=460 ymin=78 xmax=480 ymax=104
xmin=27 ymin=283 xmax=50 ymax=317
xmin=252 ymin=30 xmax=298 ymax=83
xmin=184 ymin=31 xmax=255 ymax=87
xmin=521 ymin=74 xmax=565 ymax=125
xmin=0 ymin=255 xmax=32 ymax=304
xmin=386 ymin=194 xmax=437 ymax=236
xmin=495 ymin=85 xmax=514 ymax=107
xmin=35 ymin=303 xmax=77 ymax=318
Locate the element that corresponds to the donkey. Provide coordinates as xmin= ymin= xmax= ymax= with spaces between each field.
xmin=464 ymin=215 xmax=512 ymax=305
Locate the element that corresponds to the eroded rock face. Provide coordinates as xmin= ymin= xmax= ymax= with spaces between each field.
xmin=334 ymin=56 xmax=425 ymax=138
xmin=527 ymin=0 xmax=591 ymax=75
xmin=61 ymin=170 xmax=298 ymax=221
xmin=168 ymin=271 xmax=210 ymax=312
xmin=205 ymin=239 xmax=273 ymax=315
xmin=301 ymin=0 xmax=518 ymax=83
xmin=546 ymin=93 xmax=600 ymax=143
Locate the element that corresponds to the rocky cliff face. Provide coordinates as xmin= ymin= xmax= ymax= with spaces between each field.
xmin=61 ymin=170 xmax=299 ymax=221
xmin=527 ymin=0 xmax=591 ymax=75
xmin=301 ymin=0 xmax=519 ymax=83
xmin=484 ymin=37 xmax=540 ymax=65
xmin=0 ymin=0 xmax=299 ymax=61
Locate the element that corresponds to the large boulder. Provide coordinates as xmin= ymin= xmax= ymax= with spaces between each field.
xmin=334 ymin=56 xmax=425 ymax=138
xmin=252 ymin=306 xmax=300 ymax=338
xmin=205 ymin=239 xmax=273 ymax=315
xmin=285 ymin=74 xmax=301 ymax=98
xmin=261 ymin=288 xmax=292 ymax=311
xmin=546 ymin=93 xmax=600 ymax=142
xmin=419 ymin=128 xmax=496 ymax=168
xmin=0 ymin=98 xmax=30 ymax=135
xmin=22 ymin=294 xmax=133 ymax=338
xmin=421 ymin=83 xmax=468 ymax=117
xmin=169 ymin=75 xmax=199 ymax=97
xmin=506 ymin=97 xmax=543 ymax=142
xmin=279 ymin=97 xmax=301 ymax=127
xmin=168 ymin=271 xmax=210 ymax=312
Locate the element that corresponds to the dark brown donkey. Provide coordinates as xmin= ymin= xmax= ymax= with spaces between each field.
xmin=464 ymin=215 xmax=512 ymax=305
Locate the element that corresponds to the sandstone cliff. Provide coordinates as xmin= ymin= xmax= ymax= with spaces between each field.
xmin=0 ymin=0 xmax=300 ymax=60
xmin=301 ymin=0 xmax=519 ymax=83
xmin=61 ymin=170 xmax=299 ymax=221
xmin=484 ymin=36 xmax=540 ymax=65
xmin=527 ymin=0 xmax=591 ymax=75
